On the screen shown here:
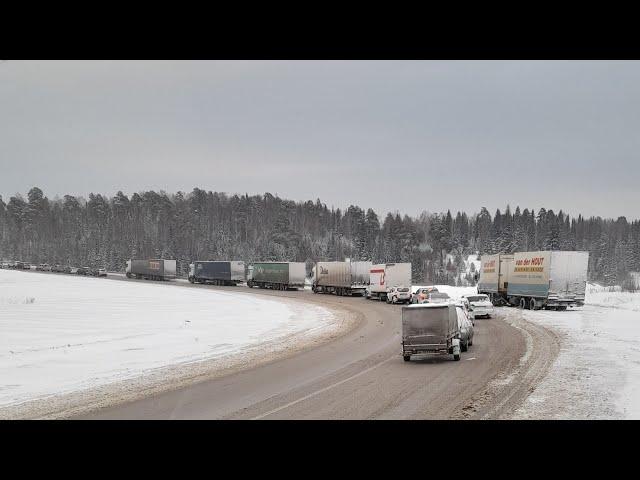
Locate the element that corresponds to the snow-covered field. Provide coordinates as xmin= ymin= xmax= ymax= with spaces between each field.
xmin=512 ymin=284 xmax=640 ymax=419
xmin=0 ymin=270 xmax=335 ymax=411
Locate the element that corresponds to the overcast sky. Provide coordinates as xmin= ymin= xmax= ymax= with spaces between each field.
xmin=1 ymin=60 xmax=639 ymax=219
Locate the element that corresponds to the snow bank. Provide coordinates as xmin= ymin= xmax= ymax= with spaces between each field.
xmin=585 ymin=283 xmax=640 ymax=311
xmin=0 ymin=270 xmax=335 ymax=409
xmin=514 ymin=305 xmax=640 ymax=419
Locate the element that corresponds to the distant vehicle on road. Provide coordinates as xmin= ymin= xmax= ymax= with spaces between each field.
xmin=69 ymin=267 xmax=78 ymax=274
xmin=386 ymin=286 xmax=411 ymax=304
xmin=247 ymin=262 xmax=305 ymax=290
xmin=368 ymin=263 xmax=412 ymax=301
xmin=189 ymin=261 xmax=245 ymax=286
xmin=311 ymin=260 xmax=371 ymax=296
xmin=455 ymin=304 xmax=474 ymax=352
xmin=97 ymin=268 xmax=107 ymax=277
xmin=51 ymin=264 xmax=64 ymax=273
xmin=419 ymin=292 xmax=450 ymax=304
xmin=462 ymin=294 xmax=494 ymax=319
xmin=411 ymin=286 xmax=439 ymax=304
xmin=402 ymin=303 xmax=462 ymax=362
xmin=126 ymin=259 xmax=177 ymax=281
xmin=76 ymin=266 xmax=89 ymax=275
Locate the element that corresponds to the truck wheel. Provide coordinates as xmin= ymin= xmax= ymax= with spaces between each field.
xmin=529 ymin=298 xmax=537 ymax=310
xmin=454 ymin=354 xmax=461 ymax=361
xmin=461 ymin=341 xmax=468 ymax=352
xmin=403 ymin=355 xmax=411 ymax=362
xmin=519 ymin=297 xmax=527 ymax=309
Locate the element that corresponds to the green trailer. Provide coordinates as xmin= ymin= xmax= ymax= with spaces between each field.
xmin=247 ymin=262 xmax=306 ymax=290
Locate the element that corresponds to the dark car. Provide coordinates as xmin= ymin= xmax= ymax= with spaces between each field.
xmin=76 ymin=266 xmax=89 ymax=275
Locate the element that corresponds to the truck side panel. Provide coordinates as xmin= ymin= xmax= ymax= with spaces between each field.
xmin=315 ymin=262 xmax=351 ymax=288
xmin=507 ymin=251 xmax=551 ymax=297
xmin=478 ymin=254 xmax=499 ymax=293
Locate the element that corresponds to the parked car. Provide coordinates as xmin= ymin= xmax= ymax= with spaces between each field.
xmin=97 ymin=268 xmax=107 ymax=277
xmin=386 ymin=286 xmax=412 ymax=304
xmin=455 ymin=304 xmax=474 ymax=352
xmin=69 ymin=267 xmax=78 ymax=274
xmin=411 ymin=286 xmax=439 ymax=304
xmin=462 ymin=294 xmax=495 ymax=319
xmin=419 ymin=292 xmax=450 ymax=304
xmin=76 ymin=266 xmax=89 ymax=275
xmin=457 ymin=298 xmax=474 ymax=325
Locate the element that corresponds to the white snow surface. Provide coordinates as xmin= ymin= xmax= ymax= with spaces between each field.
xmin=0 ymin=270 xmax=335 ymax=408
xmin=513 ymin=285 xmax=640 ymax=419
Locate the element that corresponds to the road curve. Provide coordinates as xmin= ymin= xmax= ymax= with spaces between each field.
xmin=71 ymin=276 xmax=557 ymax=420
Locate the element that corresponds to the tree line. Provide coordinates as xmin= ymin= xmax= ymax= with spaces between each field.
xmin=1 ymin=187 xmax=639 ymax=287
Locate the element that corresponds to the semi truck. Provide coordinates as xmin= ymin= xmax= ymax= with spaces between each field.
xmin=125 ymin=259 xmax=177 ymax=281
xmin=401 ymin=303 xmax=462 ymax=362
xmin=311 ymin=260 xmax=372 ymax=296
xmin=367 ymin=262 xmax=412 ymax=301
xmin=477 ymin=253 xmax=514 ymax=305
xmin=247 ymin=262 xmax=306 ymax=290
xmin=506 ymin=250 xmax=589 ymax=310
xmin=188 ymin=261 xmax=245 ymax=286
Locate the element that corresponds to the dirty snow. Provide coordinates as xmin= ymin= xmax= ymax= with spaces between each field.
xmin=513 ymin=286 xmax=640 ymax=419
xmin=0 ymin=270 xmax=335 ymax=409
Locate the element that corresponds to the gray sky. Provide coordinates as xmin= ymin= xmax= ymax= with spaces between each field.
xmin=1 ymin=60 xmax=639 ymax=219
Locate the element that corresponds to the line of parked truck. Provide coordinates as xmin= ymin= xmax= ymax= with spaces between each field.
xmin=0 ymin=261 xmax=107 ymax=276
xmin=5 ymin=249 xmax=589 ymax=364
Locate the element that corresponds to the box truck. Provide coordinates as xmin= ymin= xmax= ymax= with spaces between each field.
xmin=311 ymin=260 xmax=372 ymax=296
xmin=188 ymin=261 xmax=245 ymax=286
xmin=125 ymin=259 xmax=177 ymax=281
xmin=477 ymin=253 xmax=514 ymax=305
xmin=506 ymin=250 xmax=589 ymax=310
xmin=367 ymin=263 xmax=412 ymax=301
xmin=247 ymin=262 xmax=306 ymax=290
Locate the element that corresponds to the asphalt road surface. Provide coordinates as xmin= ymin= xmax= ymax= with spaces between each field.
xmin=73 ymin=275 xmax=558 ymax=420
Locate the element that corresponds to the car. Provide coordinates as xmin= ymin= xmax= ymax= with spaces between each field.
xmin=411 ymin=286 xmax=439 ymax=304
xmin=386 ymin=286 xmax=412 ymax=304
xmin=419 ymin=291 xmax=450 ymax=304
xmin=455 ymin=304 xmax=474 ymax=352
xmin=97 ymin=268 xmax=107 ymax=277
xmin=23 ymin=263 xmax=32 ymax=270
xmin=76 ymin=266 xmax=89 ymax=275
xmin=462 ymin=294 xmax=495 ymax=319
xmin=457 ymin=298 xmax=474 ymax=325
xmin=69 ymin=267 xmax=78 ymax=274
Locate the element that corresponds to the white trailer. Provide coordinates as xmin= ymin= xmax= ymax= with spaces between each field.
xmin=367 ymin=263 xmax=412 ymax=301
xmin=312 ymin=260 xmax=372 ymax=296
xmin=506 ymin=250 xmax=589 ymax=310
xmin=477 ymin=253 xmax=514 ymax=305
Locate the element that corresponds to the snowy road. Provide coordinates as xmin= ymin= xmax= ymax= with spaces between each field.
xmin=0 ymin=269 xmax=340 ymax=418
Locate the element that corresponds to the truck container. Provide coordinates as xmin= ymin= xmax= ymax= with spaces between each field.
xmin=401 ymin=303 xmax=462 ymax=362
xmin=188 ymin=261 xmax=245 ymax=286
xmin=125 ymin=259 xmax=177 ymax=281
xmin=311 ymin=260 xmax=372 ymax=296
xmin=247 ymin=262 xmax=306 ymax=290
xmin=477 ymin=253 xmax=514 ymax=305
xmin=506 ymin=250 xmax=589 ymax=310
xmin=367 ymin=262 xmax=412 ymax=301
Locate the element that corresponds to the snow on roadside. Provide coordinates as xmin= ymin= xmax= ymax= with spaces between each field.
xmin=0 ymin=270 xmax=335 ymax=409
xmin=585 ymin=282 xmax=640 ymax=311
xmin=513 ymin=303 xmax=640 ymax=419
